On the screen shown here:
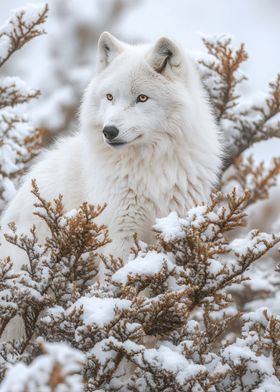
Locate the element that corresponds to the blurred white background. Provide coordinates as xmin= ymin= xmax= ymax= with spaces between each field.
xmin=1 ymin=0 xmax=280 ymax=158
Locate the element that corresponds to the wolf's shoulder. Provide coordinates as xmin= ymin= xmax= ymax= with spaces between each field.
xmin=30 ymin=132 xmax=83 ymax=171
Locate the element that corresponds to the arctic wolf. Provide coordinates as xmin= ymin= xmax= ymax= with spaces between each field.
xmin=1 ymin=32 xmax=222 ymax=271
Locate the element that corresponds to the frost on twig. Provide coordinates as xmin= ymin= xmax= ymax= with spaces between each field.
xmin=224 ymin=155 xmax=280 ymax=206
xmin=0 ymin=340 xmax=84 ymax=392
xmin=228 ymin=75 xmax=280 ymax=165
xmin=0 ymin=4 xmax=48 ymax=212
xmin=199 ymin=35 xmax=280 ymax=170
xmin=0 ymin=180 xmax=109 ymax=380
xmin=0 ymin=77 xmax=40 ymax=109
xmin=0 ymin=3 xmax=48 ymax=67
xmin=199 ymin=34 xmax=248 ymax=123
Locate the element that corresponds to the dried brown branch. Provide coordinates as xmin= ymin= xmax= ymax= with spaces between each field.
xmin=199 ymin=35 xmax=248 ymax=122
xmin=0 ymin=113 xmax=42 ymax=181
xmin=1 ymin=184 xmax=280 ymax=390
xmin=0 ymin=4 xmax=49 ymax=67
xmin=225 ymin=155 xmax=280 ymax=206
xmin=0 ymin=79 xmax=40 ymax=109
xmin=200 ymin=36 xmax=280 ymax=172
xmin=225 ymin=74 xmax=280 ymax=169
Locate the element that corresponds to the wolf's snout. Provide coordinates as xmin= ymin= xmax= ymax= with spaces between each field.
xmin=103 ymin=126 xmax=119 ymax=140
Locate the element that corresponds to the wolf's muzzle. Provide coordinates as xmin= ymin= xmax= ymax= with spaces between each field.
xmin=103 ymin=126 xmax=119 ymax=141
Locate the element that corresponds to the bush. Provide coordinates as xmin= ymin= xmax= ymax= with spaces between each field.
xmin=1 ymin=6 xmax=280 ymax=392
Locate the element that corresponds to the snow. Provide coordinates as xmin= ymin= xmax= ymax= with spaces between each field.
xmin=242 ymin=258 xmax=277 ymax=293
xmin=58 ymin=208 xmax=78 ymax=227
xmin=222 ymin=342 xmax=274 ymax=375
xmin=242 ymin=307 xmax=271 ymax=330
xmin=236 ymin=92 xmax=268 ymax=114
xmin=230 ymin=230 xmax=278 ymax=256
xmin=246 ymin=291 xmax=280 ymax=315
xmin=142 ymin=345 xmax=206 ymax=384
xmin=0 ymin=76 xmax=36 ymax=97
xmin=222 ymin=343 xmax=251 ymax=363
xmin=0 ymin=340 xmax=85 ymax=392
xmin=70 ymin=296 xmax=131 ymax=327
xmin=89 ymin=336 xmax=119 ymax=365
xmin=154 ymin=207 xmax=210 ymax=243
xmin=266 ymin=111 xmax=280 ymax=128
xmin=1 ymin=177 xmax=16 ymax=203
xmin=254 ymin=376 xmax=280 ymax=391
xmin=109 ymin=339 xmax=207 ymax=383
xmin=0 ymin=35 xmax=10 ymax=62
xmin=0 ymin=3 xmax=46 ymax=63
xmin=112 ymin=250 xmax=174 ymax=284
xmin=154 ymin=212 xmax=186 ymax=242
xmin=155 ymin=205 xmax=226 ymax=244
xmin=9 ymin=3 xmax=46 ymax=25
xmin=207 ymin=258 xmax=223 ymax=275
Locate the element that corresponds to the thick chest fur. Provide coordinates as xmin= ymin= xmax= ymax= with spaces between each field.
xmin=85 ymin=150 xmax=190 ymax=246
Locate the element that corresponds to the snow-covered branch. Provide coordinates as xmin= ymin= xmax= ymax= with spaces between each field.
xmin=0 ymin=4 xmax=47 ymax=213
xmin=199 ymin=35 xmax=280 ymax=170
xmin=0 ymin=3 xmax=48 ymax=67
xmin=1 ymin=184 xmax=280 ymax=390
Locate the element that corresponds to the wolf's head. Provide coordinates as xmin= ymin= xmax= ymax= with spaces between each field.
xmin=81 ymin=32 xmax=217 ymax=156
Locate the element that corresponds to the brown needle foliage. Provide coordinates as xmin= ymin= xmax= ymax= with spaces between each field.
xmin=225 ymin=155 xmax=280 ymax=206
xmin=199 ymin=35 xmax=280 ymax=170
xmin=1 ymin=184 xmax=280 ymax=391
xmin=199 ymin=35 xmax=248 ymax=123
xmin=0 ymin=4 xmax=48 ymax=67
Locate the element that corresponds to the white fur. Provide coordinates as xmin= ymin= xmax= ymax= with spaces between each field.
xmin=1 ymin=32 xmax=222 ymax=272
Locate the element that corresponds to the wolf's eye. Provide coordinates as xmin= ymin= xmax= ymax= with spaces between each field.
xmin=137 ymin=94 xmax=149 ymax=103
xmin=106 ymin=94 xmax=113 ymax=101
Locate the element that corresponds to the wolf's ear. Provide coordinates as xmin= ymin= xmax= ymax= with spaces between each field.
xmin=147 ymin=37 xmax=182 ymax=77
xmin=97 ymin=32 xmax=124 ymax=73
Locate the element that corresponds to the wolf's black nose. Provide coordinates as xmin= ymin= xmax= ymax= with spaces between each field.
xmin=103 ymin=126 xmax=119 ymax=141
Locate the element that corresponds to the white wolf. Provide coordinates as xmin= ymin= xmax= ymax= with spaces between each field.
xmin=1 ymin=32 xmax=222 ymax=272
